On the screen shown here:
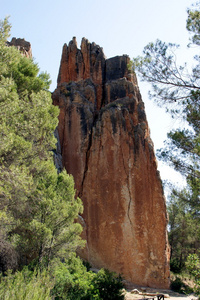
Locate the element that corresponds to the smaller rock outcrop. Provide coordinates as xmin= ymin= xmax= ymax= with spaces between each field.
xmin=7 ymin=37 xmax=32 ymax=58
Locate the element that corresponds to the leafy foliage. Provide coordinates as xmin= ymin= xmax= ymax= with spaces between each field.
xmin=51 ymin=255 xmax=124 ymax=300
xmin=91 ymin=269 xmax=124 ymax=300
xmin=0 ymin=17 xmax=84 ymax=271
xmin=170 ymin=274 xmax=194 ymax=295
xmin=0 ymin=268 xmax=53 ymax=300
xmin=0 ymin=255 xmax=124 ymax=300
xmin=170 ymin=276 xmax=187 ymax=293
xmin=0 ymin=17 xmax=11 ymax=44
xmin=186 ymin=254 xmax=200 ymax=296
xmin=132 ymin=40 xmax=197 ymax=105
xmin=168 ymin=187 xmax=200 ymax=272
xmin=51 ymin=255 xmax=96 ymax=300
xmin=131 ymin=2 xmax=200 ymax=178
xmin=187 ymin=2 xmax=200 ymax=46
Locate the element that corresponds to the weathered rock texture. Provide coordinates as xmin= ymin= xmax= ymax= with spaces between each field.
xmin=52 ymin=37 xmax=170 ymax=289
xmin=7 ymin=38 xmax=32 ymax=58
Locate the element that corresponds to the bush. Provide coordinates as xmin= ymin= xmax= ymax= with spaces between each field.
xmin=51 ymin=255 xmax=124 ymax=299
xmin=0 ymin=255 xmax=125 ymax=300
xmin=0 ymin=267 xmax=52 ymax=300
xmin=186 ymin=254 xmax=200 ymax=297
xmin=170 ymin=274 xmax=194 ymax=295
xmin=51 ymin=256 xmax=95 ymax=300
xmin=170 ymin=276 xmax=185 ymax=293
xmin=170 ymin=258 xmax=183 ymax=274
xmin=0 ymin=238 xmax=18 ymax=274
xmin=91 ymin=268 xmax=124 ymax=300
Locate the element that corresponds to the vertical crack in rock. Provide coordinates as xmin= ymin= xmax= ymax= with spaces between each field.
xmin=78 ymin=113 xmax=98 ymax=198
xmin=127 ymin=150 xmax=133 ymax=226
xmin=120 ymin=131 xmax=133 ymax=228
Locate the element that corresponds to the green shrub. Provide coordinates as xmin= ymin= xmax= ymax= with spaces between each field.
xmin=51 ymin=256 xmax=95 ymax=300
xmin=170 ymin=276 xmax=185 ymax=293
xmin=91 ymin=269 xmax=124 ymax=300
xmin=186 ymin=254 xmax=200 ymax=297
xmin=170 ymin=258 xmax=183 ymax=274
xmin=170 ymin=275 xmax=194 ymax=295
xmin=0 ymin=256 xmax=125 ymax=300
xmin=0 ymin=268 xmax=52 ymax=300
xmin=51 ymin=255 xmax=124 ymax=299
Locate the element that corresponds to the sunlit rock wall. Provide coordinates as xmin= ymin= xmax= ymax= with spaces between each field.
xmin=52 ymin=37 xmax=170 ymax=288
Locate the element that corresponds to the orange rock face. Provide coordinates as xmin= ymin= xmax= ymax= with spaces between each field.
xmin=52 ymin=38 xmax=170 ymax=289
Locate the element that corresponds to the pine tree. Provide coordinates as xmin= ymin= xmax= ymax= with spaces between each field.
xmin=131 ymin=2 xmax=200 ymax=269
xmin=0 ymin=17 xmax=84 ymax=271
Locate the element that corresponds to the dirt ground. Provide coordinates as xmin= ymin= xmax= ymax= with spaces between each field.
xmin=123 ymin=284 xmax=198 ymax=300
xmin=124 ymin=291 xmax=198 ymax=300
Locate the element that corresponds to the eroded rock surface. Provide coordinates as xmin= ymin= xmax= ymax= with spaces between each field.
xmin=7 ymin=38 xmax=32 ymax=58
xmin=52 ymin=37 xmax=170 ymax=289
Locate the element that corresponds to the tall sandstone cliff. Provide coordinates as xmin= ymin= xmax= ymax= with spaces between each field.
xmin=52 ymin=37 xmax=170 ymax=288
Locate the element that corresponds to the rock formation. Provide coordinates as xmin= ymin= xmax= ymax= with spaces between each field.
xmin=52 ymin=37 xmax=170 ymax=289
xmin=7 ymin=38 xmax=32 ymax=58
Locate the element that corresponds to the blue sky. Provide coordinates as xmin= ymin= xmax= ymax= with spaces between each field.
xmin=1 ymin=0 xmax=195 ymax=189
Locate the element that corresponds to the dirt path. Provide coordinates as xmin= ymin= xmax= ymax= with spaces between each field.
xmin=124 ymin=292 xmax=197 ymax=300
xmin=123 ymin=285 xmax=198 ymax=300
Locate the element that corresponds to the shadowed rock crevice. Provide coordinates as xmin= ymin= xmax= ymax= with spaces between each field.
xmin=78 ymin=112 xmax=99 ymax=199
xmin=52 ymin=37 xmax=170 ymax=289
xmin=120 ymin=138 xmax=133 ymax=228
